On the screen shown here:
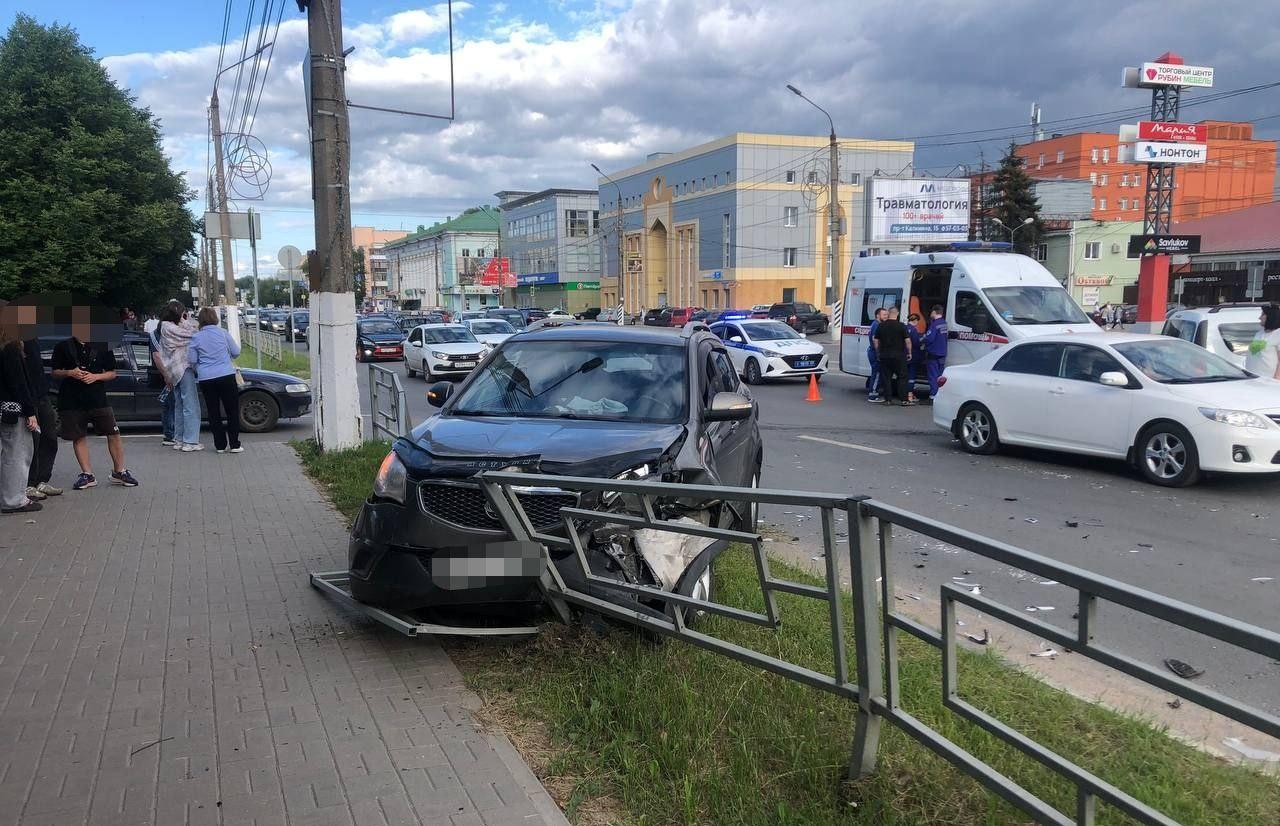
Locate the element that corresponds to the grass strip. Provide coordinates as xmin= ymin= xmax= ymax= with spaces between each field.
xmin=237 ymin=340 xmax=311 ymax=380
xmin=297 ymin=442 xmax=1280 ymax=826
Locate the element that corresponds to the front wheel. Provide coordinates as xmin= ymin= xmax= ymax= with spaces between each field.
xmin=744 ymin=358 xmax=763 ymax=385
xmin=1137 ymin=423 xmax=1200 ymax=487
xmin=957 ymin=403 xmax=999 ymax=455
xmin=239 ymin=390 xmax=280 ymax=433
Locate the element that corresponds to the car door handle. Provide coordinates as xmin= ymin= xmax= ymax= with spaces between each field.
xmin=1049 ymin=387 xmax=1065 ymax=396
xmin=985 ymin=379 xmax=1001 ymax=387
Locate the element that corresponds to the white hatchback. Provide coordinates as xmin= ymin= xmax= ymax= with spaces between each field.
xmin=932 ymin=333 xmax=1280 ymax=486
xmin=709 ymin=319 xmax=828 ymax=384
xmin=404 ymin=324 xmax=489 ymax=381
xmin=1161 ymin=305 xmax=1263 ymax=367
xmin=463 ymin=318 xmax=517 ymax=347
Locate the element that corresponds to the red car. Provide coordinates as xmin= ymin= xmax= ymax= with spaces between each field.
xmin=665 ymin=307 xmax=704 ymax=326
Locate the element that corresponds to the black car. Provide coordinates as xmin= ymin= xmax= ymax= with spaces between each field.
xmin=573 ymin=307 xmax=602 ymax=320
xmin=356 ymin=318 xmax=405 ymax=362
xmin=287 ymin=311 xmax=309 ymax=343
xmin=642 ymin=308 xmax=668 ymax=326
xmin=519 ymin=307 xmax=549 ymax=324
xmin=40 ymin=332 xmax=310 ymax=432
xmin=767 ymin=302 xmax=829 ymax=334
xmin=347 ymin=324 xmax=763 ymax=614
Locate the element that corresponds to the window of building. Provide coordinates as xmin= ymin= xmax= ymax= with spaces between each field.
xmin=1090 ymin=197 xmax=1096 ymax=209
xmin=1127 ymin=240 xmax=1140 ymax=258
xmin=1119 ymin=198 xmax=1127 ymax=210
xmin=701 ymin=177 xmax=707 ymax=190
xmin=849 ymin=172 xmax=860 ymax=185
xmin=1037 ymin=153 xmax=1045 ymax=169
xmin=1091 ymin=147 xmax=1099 ymax=163
xmin=1120 ymin=173 xmax=1127 ymax=187
xmin=786 ymin=170 xmax=796 ymax=183
xmin=807 ymin=171 xmax=818 ymax=184
xmin=1102 ymin=148 xmax=1110 ymax=163
xmin=1035 ymin=243 xmax=1048 ymax=261
xmin=783 ymin=247 xmax=797 ymax=267
xmin=462 ymin=248 xmax=470 ymax=257
xmin=1056 ymin=150 xmax=1065 ymax=163
xmin=782 ymin=287 xmax=796 ymax=303
xmin=592 ymin=211 xmax=600 ymax=232
xmin=1089 ymin=172 xmax=1097 ymax=184
xmin=1100 ymin=173 xmax=1108 ymax=186
xmin=1084 ymin=241 xmax=1101 ymax=260
xmin=1099 ymin=197 xmax=1107 ymax=210
xmin=566 ymin=209 xmax=591 ymax=237
xmin=713 ymin=174 xmax=719 ymax=188
xmin=722 ymin=213 xmax=731 ymax=268
xmin=783 ymin=206 xmax=798 ymax=227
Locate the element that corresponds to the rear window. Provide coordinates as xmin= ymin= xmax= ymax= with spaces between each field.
xmin=1218 ymin=322 xmax=1260 ymax=356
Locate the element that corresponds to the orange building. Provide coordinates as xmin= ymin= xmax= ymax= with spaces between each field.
xmin=351 ymin=226 xmax=410 ymax=306
xmin=1016 ymin=121 xmax=1275 ymax=223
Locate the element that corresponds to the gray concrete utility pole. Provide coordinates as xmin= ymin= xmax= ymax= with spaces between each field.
xmin=787 ymin=85 xmax=840 ymax=307
xmin=301 ymin=0 xmax=360 ymax=449
xmin=209 ymin=91 xmax=236 ymax=306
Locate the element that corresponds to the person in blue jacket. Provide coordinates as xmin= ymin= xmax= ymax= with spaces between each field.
xmin=865 ymin=306 xmax=888 ymax=401
xmin=905 ymin=313 xmax=924 ymax=403
xmin=921 ymin=304 xmax=948 ymax=403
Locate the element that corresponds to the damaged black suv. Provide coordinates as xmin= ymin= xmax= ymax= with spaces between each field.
xmin=348 ymin=324 xmax=763 ymax=614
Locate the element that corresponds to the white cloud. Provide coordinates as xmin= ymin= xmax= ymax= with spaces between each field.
xmin=101 ymin=0 xmax=1280 ymax=259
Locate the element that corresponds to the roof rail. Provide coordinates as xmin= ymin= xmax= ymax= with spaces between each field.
xmin=1207 ymin=302 xmax=1268 ymax=313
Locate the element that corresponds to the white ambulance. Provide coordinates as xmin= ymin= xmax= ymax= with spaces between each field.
xmin=839 ymin=243 xmax=1098 ymax=378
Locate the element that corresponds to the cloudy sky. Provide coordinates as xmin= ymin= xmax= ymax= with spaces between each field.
xmin=7 ymin=0 xmax=1280 ymax=277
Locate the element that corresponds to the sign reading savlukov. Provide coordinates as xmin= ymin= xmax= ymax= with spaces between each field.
xmin=866 ymin=178 xmax=970 ymax=243
xmin=1128 ymin=235 xmax=1202 ymax=256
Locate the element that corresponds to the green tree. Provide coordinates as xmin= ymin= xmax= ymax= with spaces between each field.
xmin=352 ymin=246 xmax=366 ymax=305
xmin=989 ymin=142 xmax=1043 ymax=256
xmin=0 ymin=16 xmax=197 ymax=308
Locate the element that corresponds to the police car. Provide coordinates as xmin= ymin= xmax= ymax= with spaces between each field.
xmin=709 ymin=319 xmax=829 ymax=384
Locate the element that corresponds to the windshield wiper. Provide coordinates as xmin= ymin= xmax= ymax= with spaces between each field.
xmin=450 ymin=409 xmax=510 ymax=417
xmin=525 ymin=357 xmax=605 ymax=400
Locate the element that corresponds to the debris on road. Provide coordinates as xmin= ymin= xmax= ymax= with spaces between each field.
xmin=966 ymin=630 xmax=990 ymax=645
xmin=1037 ymin=579 xmax=1060 ymax=586
xmin=1250 ymin=576 xmax=1274 ymax=583
xmin=1024 ymin=517 xmax=1039 ymax=524
xmin=1003 ymin=497 xmax=1018 ymax=502
xmin=1164 ymin=658 xmax=1205 ymax=680
xmin=1030 ymin=646 xmax=1059 ymax=658
xmin=1085 ymin=519 xmax=1105 ymax=527
xmin=1064 ymin=520 xmax=1079 ymax=528
xmin=1024 ymin=606 xmax=1055 ymax=612
xmin=1167 ymin=699 xmax=1182 ymax=709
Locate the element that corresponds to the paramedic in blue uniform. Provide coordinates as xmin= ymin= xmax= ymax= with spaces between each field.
xmin=905 ymin=313 xmax=924 ymax=404
xmin=865 ymin=306 xmax=889 ymax=401
xmin=921 ymin=304 xmax=948 ymax=403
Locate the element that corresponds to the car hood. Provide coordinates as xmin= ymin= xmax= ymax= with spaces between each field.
xmin=748 ymin=338 xmax=822 ymax=354
xmin=238 ymin=367 xmax=306 ymax=385
xmin=1163 ymin=377 xmax=1280 ymax=412
xmin=406 ymin=415 xmax=686 ymax=477
xmin=424 ymin=342 xmax=485 ymax=355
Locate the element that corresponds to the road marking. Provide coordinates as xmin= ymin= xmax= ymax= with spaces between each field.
xmin=796 ymin=435 xmax=891 ymax=455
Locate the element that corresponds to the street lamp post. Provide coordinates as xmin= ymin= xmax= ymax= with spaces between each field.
xmin=993 ymin=216 xmax=1035 ymax=252
xmin=591 ymin=163 xmax=625 ymax=325
xmin=787 ymin=84 xmax=840 ymax=311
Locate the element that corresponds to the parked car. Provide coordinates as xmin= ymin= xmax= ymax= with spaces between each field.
xmin=666 ymin=307 xmax=704 ymax=327
xmin=287 ymin=311 xmax=309 ymax=343
xmin=643 ymin=308 xmax=668 ymax=326
xmin=1162 ymin=305 xmax=1265 ymax=368
xmin=459 ymin=311 xmax=487 ymax=321
xmin=933 ymin=333 xmax=1280 ymax=487
xmin=598 ymin=307 xmax=622 ymax=323
xmin=574 ymin=307 xmax=602 ymax=320
xmin=519 ymin=307 xmax=549 ymax=324
xmin=356 ymin=317 xmax=406 ymax=362
xmin=347 ymin=323 xmax=762 ymax=613
xmin=462 ymin=317 xmax=517 ymax=347
xmin=403 ymin=323 xmax=488 ymax=381
xmin=768 ymin=302 xmax=829 ymax=334
xmin=546 ymin=309 xmax=571 ymax=318
xmin=710 ymin=319 xmax=829 ymax=384
xmin=39 ymin=332 xmax=310 ymax=433
xmin=485 ymin=307 xmax=528 ymax=330
xmin=1120 ymin=304 xmax=1138 ymax=325
xmin=749 ymin=305 xmax=772 ymax=319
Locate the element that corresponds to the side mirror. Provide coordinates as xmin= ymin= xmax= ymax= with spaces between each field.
xmin=427 ymin=381 xmax=454 ymax=407
xmin=1099 ymin=371 xmax=1129 ymax=388
xmin=729 ymin=335 xmax=743 ymax=343
xmin=705 ymin=391 xmax=753 ymax=422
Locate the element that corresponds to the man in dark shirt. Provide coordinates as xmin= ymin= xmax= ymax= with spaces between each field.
xmin=50 ymin=317 xmax=139 ymax=490
xmin=22 ymin=339 xmax=62 ymax=498
xmin=871 ymin=307 xmax=913 ymax=406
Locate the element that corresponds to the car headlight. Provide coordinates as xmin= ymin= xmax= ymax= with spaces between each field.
xmin=431 ymin=350 xmax=451 ymax=359
xmin=373 ymin=451 xmax=408 ymax=504
xmin=602 ymin=464 xmax=652 ymax=505
xmin=760 ymin=348 xmax=782 ymax=358
xmin=285 ymin=383 xmax=309 ymax=394
xmin=1198 ymin=407 xmax=1269 ymax=429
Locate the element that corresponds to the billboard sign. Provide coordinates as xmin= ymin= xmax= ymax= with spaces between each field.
xmin=866 ymin=178 xmax=971 ymax=243
xmin=1128 ymin=235 xmax=1202 ymax=256
xmin=1134 ymin=141 xmax=1207 ymax=164
xmin=1137 ymin=121 xmax=1206 ymax=143
xmin=478 ymin=257 xmax=516 ymax=288
xmin=1140 ymin=62 xmax=1214 ymax=87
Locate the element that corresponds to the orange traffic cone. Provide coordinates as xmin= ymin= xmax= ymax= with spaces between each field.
xmin=805 ymin=374 xmax=822 ymax=403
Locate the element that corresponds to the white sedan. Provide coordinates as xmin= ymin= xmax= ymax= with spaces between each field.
xmin=709 ymin=319 xmax=829 ymax=384
xmin=933 ymin=333 xmax=1280 ymax=486
xmin=404 ymin=323 xmax=489 ymax=381
xmin=463 ymin=318 xmax=517 ymax=347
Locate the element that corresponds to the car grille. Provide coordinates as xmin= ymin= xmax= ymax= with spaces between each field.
xmin=444 ymin=352 xmax=483 ymax=362
xmin=782 ymin=353 xmax=820 ymax=368
xmin=418 ymin=482 xmax=577 ymax=532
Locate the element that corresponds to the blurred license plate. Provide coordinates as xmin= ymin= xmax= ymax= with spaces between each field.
xmin=795 ymin=359 xmax=816 ymax=368
xmin=455 ymin=361 xmax=476 ymax=368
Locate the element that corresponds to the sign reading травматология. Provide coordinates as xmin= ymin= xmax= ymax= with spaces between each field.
xmin=866 ymin=178 xmax=971 ymax=243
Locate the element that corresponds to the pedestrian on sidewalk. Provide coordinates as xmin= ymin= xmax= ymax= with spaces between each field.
xmin=148 ymin=324 xmax=177 ymax=446
xmin=0 ymin=336 xmax=41 ymax=513
xmin=921 ymin=305 xmax=948 ymax=403
xmin=189 ymin=308 xmax=243 ymax=454
xmin=905 ymin=313 xmax=924 ymax=404
xmin=865 ymin=306 xmax=888 ymax=402
xmin=22 ymin=337 xmax=61 ymax=500
xmin=872 ymin=307 xmax=913 ymax=406
xmin=51 ymin=309 xmax=139 ymax=490
xmin=1244 ymin=304 xmax=1280 ymax=380
xmin=158 ymin=301 xmax=201 ymax=452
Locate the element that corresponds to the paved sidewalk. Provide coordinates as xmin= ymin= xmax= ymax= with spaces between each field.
xmin=0 ymin=438 xmax=568 ymax=826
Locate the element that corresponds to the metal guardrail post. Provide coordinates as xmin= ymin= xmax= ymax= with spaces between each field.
xmin=847 ymin=496 xmax=884 ymax=780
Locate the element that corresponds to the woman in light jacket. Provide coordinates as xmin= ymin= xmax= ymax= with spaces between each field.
xmin=188 ymin=308 xmax=243 ymax=453
xmin=0 ymin=335 xmax=41 ymax=513
xmin=158 ymin=300 xmax=202 ymax=451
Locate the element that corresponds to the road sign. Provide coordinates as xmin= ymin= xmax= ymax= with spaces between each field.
xmin=711 ymin=270 xmax=723 ymax=280
xmin=1134 ymin=141 xmax=1207 ymax=164
xmin=1137 ymin=121 xmax=1206 ymax=142
xmin=204 ymin=211 xmax=261 ymax=240
xmin=1128 ymin=235 xmax=1201 ymax=256
xmin=278 ymin=245 xmax=303 ymax=270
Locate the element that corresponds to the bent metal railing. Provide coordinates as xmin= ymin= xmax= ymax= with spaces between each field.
xmin=367 ymin=363 xmax=410 ymax=441
xmin=478 ymin=472 xmax=1280 ymax=826
xmin=241 ymin=323 xmax=284 ymax=363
